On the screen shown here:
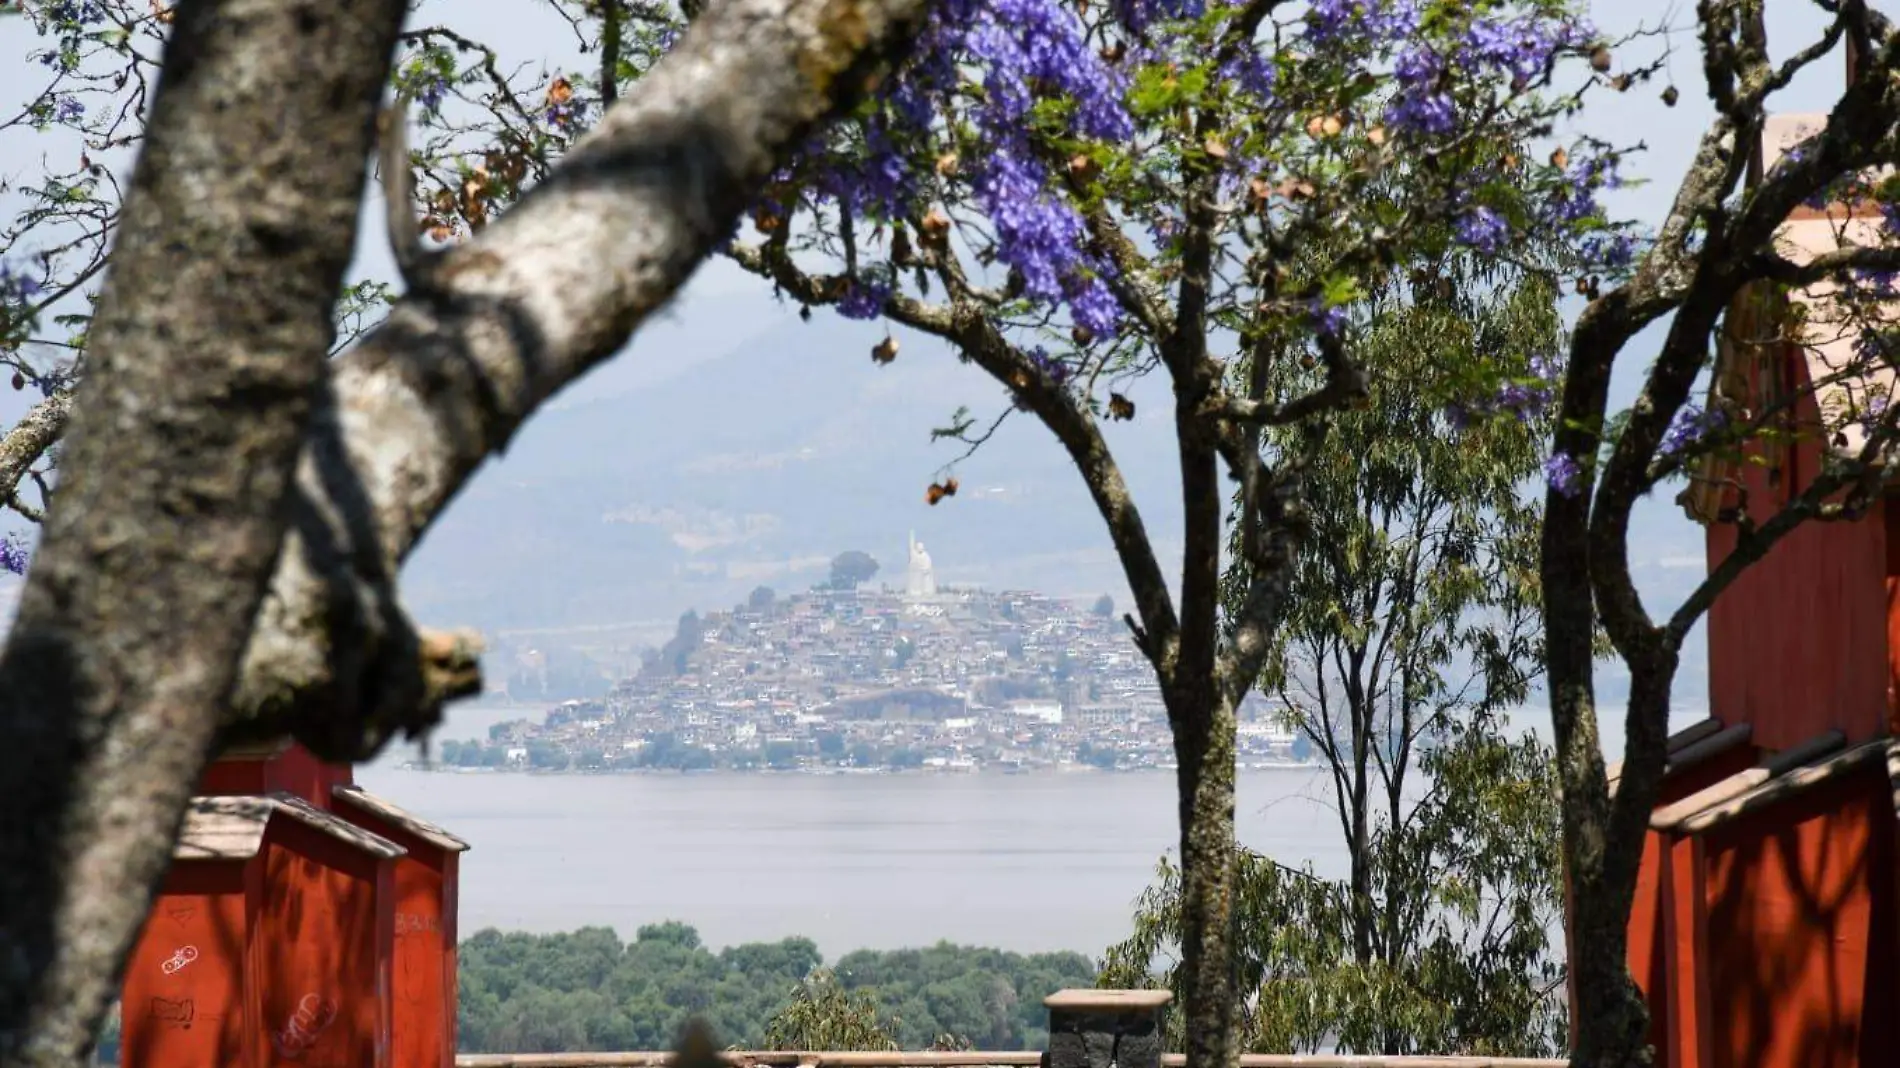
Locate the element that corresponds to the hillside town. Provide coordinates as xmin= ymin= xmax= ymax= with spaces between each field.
xmin=427 ymin=536 xmax=1308 ymax=773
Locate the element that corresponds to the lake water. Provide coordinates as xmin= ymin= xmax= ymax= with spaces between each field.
xmin=355 ymin=763 xmax=1345 ymax=958
xmin=357 ymin=703 xmax=1699 ymax=959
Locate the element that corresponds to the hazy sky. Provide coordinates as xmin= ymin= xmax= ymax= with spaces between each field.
xmin=0 ymin=1 xmax=1874 ymax=730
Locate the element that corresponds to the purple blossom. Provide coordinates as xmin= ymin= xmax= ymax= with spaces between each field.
xmin=838 ymin=278 xmax=892 ymax=320
xmin=1861 ymin=395 xmax=1892 ymax=434
xmin=0 ymin=535 xmax=26 ymax=577
xmin=1112 ymin=0 xmax=1203 ymax=35
xmin=1308 ymin=300 xmax=1347 ymax=337
xmin=1457 ymin=13 xmax=1593 ymax=84
xmin=1544 ymin=452 xmax=1583 ymax=497
xmin=1660 ymin=405 xmax=1725 ymax=457
xmin=967 ymin=0 xmax=1133 ymax=142
xmin=46 ymin=1 xmax=105 ymax=23
xmin=1580 ymin=232 xmax=1636 ymax=270
xmin=1307 ymin=0 xmax=1423 ymax=44
xmin=1069 ymin=277 xmax=1121 ymax=339
xmin=1855 ymin=268 xmax=1899 ymax=297
xmin=1880 ymin=200 xmax=1900 ymax=239
xmin=1028 ymin=345 xmax=1073 ymax=387
xmin=545 ymin=98 xmax=585 ymax=132
xmin=1856 ymin=327 xmax=1896 ymax=363
xmin=0 ymin=261 xmax=45 ymax=303
xmin=1386 ymin=49 xmax=1456 ymax=136
xmin=1454 ymin=206 xmax=1511 ymax=254
xmin=54 ymin=95 xmax=82 ymax=124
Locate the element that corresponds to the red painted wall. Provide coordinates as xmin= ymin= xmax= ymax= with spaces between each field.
xmin=1705 ymin=345 xmax=1890 ymax=750
xmin=338 ymin=809 xmax=459 ymax=1068
xmin=261 ymin=819 xmax=393 ymax=1068
xmin=1698 ymin=766 xmax=1898 ymax=1068
xmin=122 ymin=861 xmax=252 ymax=1068
xmin=1626 ymin=746 xmax=1760 ymax=1068
xmin=199 ymin=748 xmax=354 ymax=810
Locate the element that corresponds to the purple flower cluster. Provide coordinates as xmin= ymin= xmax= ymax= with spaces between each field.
xmin=54 ymin=94 xmax=82 ymax=123
xmin=1861 ymin=395 xmax=1892 ymax=435
xmin=1544 ymin=452 xmax=1583 ymax=496
xmin=1579 ymin=232 xmax=1636 ymax=270
xmin=1111 ymin=0 xmax=1203 ymax=35
xmin=1660 ymin=404 xmax=1725 ymax=457
xmin=1854 ymin=268 xmax=1899 ymax=297
xmin=1454 ymin=207 xmax=1511 ymax=254
xmin=1458 ymin=12 xmax=1592 ymax=84
xmin=0 ymin=261 xmax=46 ymax=304
xmin=1387 ymin=48 xmax=1455 ymax=136
xmin=1028 ymin=345 xmax=1074 ymax=387
xmin=1308 ymin=300 xmax=1347 ymax=337
xmin=784 ymin=0 xmax=1141 ymax=338
xmin=418 ymin=75 xmax=449 ymax=112
xmin=838 ymin=277 xmax=892 ymax=320
xmin=1306 ymin=0 xmax=1423 ymax=45
xmin=0 ymin=534 xmax=26 ymax=577
xmin=1446 ymin=348 xmax=1563 ymax=427
xmin=45 ymin=0 xmax=105 ymax=23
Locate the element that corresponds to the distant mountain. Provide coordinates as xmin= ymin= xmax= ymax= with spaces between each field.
xmin=398 ymin=277 xmax=1188 ymax=648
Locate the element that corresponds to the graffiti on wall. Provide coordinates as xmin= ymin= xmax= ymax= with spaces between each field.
xmin=160 ymin=945 xmax=200 ymax=975
xmin=271 ymin=993 xmax=339 ymax=1060
xmin=149 ymin=996 xmax=195 ymax=1030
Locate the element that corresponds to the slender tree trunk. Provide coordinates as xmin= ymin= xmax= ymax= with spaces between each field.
xmin=1171 ymin=683 xmax=1240 ymax=1068
xmin=1543 ymin=534 xmax=1667 ymax=1068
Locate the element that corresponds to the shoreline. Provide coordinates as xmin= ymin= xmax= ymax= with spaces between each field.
xmin=391 ymin=761 xmax=1325 ymax=777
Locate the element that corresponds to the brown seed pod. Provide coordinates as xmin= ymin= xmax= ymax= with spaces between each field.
xmin=872 ymin=336 xmax=899 ymax=364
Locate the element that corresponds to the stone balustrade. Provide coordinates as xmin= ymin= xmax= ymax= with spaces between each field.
xmin=452 ymin=989 xmax=1566 ymax=1068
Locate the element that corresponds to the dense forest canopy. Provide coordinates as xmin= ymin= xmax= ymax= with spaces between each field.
xmin=455 ymin=924 xmax=1096 ymax=1052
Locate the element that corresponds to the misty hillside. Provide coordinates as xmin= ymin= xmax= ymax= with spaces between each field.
xmin=397 ymin=281 xmax=1187 ymax=647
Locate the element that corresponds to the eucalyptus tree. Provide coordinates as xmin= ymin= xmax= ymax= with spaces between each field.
xmin=1101 ymin=256 xmax=1567 ymax=1058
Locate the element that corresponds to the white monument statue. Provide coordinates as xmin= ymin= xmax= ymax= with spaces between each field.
xmin=906 ymin=531 xmax=938 ymax=598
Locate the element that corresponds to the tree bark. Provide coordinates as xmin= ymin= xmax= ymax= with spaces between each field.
xmin=0 ymin=0 xmax=411 ymax=1064
xmin=1172 ymin=684 xmax=1240 ymax=1068
xmin=0 ymin=0 xmax=934 ymax=1061
xmin=216 ymin=0 xmax=936 ymax=760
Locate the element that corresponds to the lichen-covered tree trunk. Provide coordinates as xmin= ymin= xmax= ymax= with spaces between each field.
xmin=0 ymin=0 xmax=410 ymax=1064
xmin=1543 ymin=492 xmax=1665 ymax=1068
xmin=1170 ymin=684 xmax=1240 ymax=1068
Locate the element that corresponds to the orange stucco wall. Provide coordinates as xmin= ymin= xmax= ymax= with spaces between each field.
xmin=122 ymin=861 xmax=253 ymax=1068
xmin=1696 ymin=765 xmax=1899 ymax=1068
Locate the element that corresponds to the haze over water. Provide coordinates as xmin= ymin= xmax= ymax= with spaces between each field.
xmin=356 ymin=701 xmax=1696 ymax=958
xmin=357 ymin=763 xmax=1341 ymax=956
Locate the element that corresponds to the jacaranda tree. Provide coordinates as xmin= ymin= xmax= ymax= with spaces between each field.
xmin=710 ymin=2 xmax=1626 ymax=1064
xmin=15 ymin=2 xmax=1900 ymax=1068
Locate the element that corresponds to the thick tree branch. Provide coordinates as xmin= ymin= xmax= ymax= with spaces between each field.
xmin=0 ymin=393 xmax=69 ymax=520
xmin=223 ymin=0 xmax=937 ymax=757
xmin=1666 ymin=433 xmax=1891 ymax=644
xmin=0 ymin=0 xmax=413 ymax=1063
xmin=1588 ymin=21 xmax=1900 ymax=668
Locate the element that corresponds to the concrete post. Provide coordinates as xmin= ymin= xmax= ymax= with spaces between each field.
xmin=1043 ymin=989 xmax=1171 ymax=1068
